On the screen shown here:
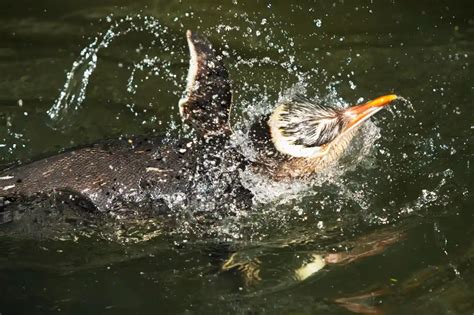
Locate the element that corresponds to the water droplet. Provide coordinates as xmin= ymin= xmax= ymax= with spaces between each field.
xmin=349 ymin=80 xmax=356 ymax=90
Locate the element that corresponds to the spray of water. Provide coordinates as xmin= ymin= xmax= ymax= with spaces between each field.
xmin=38 ymin=14 xmax=458 ymax=244
xmin=47 ymin=15 xmax=173 ymax=127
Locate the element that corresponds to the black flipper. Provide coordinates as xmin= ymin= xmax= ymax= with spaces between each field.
xmin=178 ymin=30 xmax=232 ymax=136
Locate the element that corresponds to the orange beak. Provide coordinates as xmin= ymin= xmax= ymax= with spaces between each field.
xmin=344 ymin=94 xmax=398 ymax=130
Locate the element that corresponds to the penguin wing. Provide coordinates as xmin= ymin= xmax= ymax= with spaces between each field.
xmin=178 ymin=30 xmax=232 ymax=136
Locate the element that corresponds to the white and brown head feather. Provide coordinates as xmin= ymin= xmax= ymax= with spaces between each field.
xmin=269 ymin=95 xmax=348 ymax=158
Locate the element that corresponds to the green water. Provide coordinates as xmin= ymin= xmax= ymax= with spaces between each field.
xmin=0 ymin=1 xmax=473 ymax=314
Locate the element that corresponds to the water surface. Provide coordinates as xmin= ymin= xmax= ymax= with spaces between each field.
xmin=0 ymin=1 xmax=473 ymax=314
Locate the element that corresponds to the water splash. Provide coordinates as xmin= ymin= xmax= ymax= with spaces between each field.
xmin=384 ymin=96 xmax=415 ymax=117
xmin=34 ymin=13 xmax=455 ymax=244
xmin=233 ymin=86 xmax=383 ymax=207
xmin=47 ymin=15 xmax=172 ymax=127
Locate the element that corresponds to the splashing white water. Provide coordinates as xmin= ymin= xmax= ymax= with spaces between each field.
xmin=47 ymin=15 xmax=172 ymax=126
xmin=232 ymin=86 xmax=382 ymax=206
xmin=40 ymin=14 xmax=425 ymax=243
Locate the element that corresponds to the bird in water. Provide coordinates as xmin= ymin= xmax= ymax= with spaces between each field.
xmin=0 ymin=30 xmax=398 ymax=230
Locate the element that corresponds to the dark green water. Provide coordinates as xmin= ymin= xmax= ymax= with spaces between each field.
xmin=0 ymin=1 xmax=473 ymax=314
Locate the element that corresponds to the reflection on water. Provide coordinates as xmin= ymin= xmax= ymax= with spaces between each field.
xmin=0 ymin=0 xmax=473 ymax=314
